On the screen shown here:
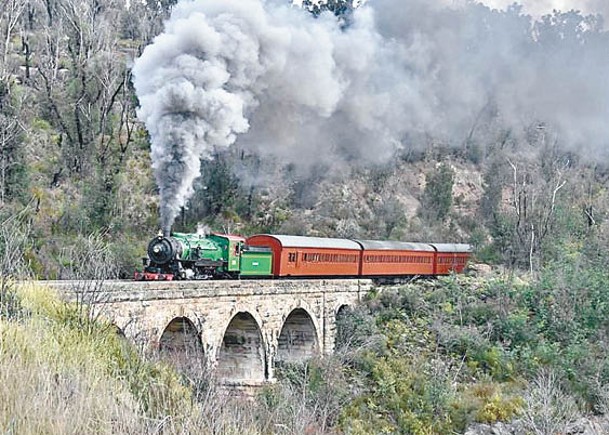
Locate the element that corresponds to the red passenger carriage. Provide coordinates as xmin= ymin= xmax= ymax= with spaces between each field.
xmin=431 ymin=244 xmax=471 ymax=275
xmin=355 ymin=240 xmax=436 ymax=276
xmin=245 ymin=235 xmax=361 ymax=277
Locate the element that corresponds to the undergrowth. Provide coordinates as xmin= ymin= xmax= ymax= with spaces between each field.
xmin=1 ymin=283 xmax=202 ymax=434
xmin=3 ymin=252 xmax=609 ymax=434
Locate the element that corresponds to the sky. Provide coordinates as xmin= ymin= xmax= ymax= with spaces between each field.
xmin=455 ymin=0 xmax=609 ymax=19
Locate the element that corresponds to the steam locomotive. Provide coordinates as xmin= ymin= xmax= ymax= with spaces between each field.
xmin=135 ymin=232 xmax=471 ymax=280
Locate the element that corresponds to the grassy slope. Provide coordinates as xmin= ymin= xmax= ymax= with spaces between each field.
xmin=0 ymin=283 xmax=200 ymax=434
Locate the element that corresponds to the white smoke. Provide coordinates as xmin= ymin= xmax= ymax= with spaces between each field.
xmin=133 ymin=0 xmax=609 ymax=231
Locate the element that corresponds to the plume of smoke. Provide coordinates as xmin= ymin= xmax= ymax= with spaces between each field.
xmin=133 ymin=0 xmax=347 ymax=231
xmin=133 ymin=0 xmax=609 ymax=231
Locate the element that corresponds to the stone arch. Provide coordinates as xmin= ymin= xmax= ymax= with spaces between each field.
xmin=216 ymin=312 xmax=266 ymax=383
xmin=334 ymin=304 xmax=353 ymax=351
xmin=278 ymin=300 xmax=323 ymax=351
xmin=159 ymin=317 xmax=204 ymax=371
xmin=277 ymin=308 xmax=319 ymax=364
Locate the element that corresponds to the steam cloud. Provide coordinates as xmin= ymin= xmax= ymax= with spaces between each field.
xmin=133 ymin=0 xmax=609 ymax=232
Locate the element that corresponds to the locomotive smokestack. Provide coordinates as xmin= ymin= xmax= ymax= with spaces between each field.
xmin=163 ymin=227 xmax=171 ymax=237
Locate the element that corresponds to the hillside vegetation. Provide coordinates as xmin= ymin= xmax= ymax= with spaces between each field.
xmin=2 ymin=252 xmax=609 ymax=433
xmin=1 ymin=0 xmax=609 ymax=277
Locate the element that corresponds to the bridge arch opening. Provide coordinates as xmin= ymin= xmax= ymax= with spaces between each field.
xmin=277 ymin=308 xmax=319 ymax=364
xmin=159 ymin=317 xmax=204 ymax=371
xmin=217 ymin=312 xmax=266 ymax=383
xmin=335 ymin=304 xmax=353 ymax=350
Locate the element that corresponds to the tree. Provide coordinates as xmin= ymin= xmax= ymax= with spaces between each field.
xmin=480 ymin=142 xmax=570 ymax=271
xmin=420 ymin=163 xmax=455 ymax=222
xmin=0 ymin=0 xmax=27 ymax=83
xmin=28 ymin=0 xmax=135 ymax=179
xmin=180 ymin=152 xmax=243 ymax=229
xmin=301 ymin=0 xmax=354 ymax=20
xmin=507 ymin=131 xmax=570 ymax=269
xmin=0 ymin=83 xmax=27 ymax=205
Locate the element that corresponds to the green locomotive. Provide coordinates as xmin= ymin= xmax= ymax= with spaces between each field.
xmin=135 ymin=232 xmax=272 ymax=280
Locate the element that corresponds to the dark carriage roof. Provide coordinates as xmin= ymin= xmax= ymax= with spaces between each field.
xmin=429 ymin=243 xmax=472 ymax=253
xmin=354 ymin=240 xmax=435 ymax=252
xmin=251 ymin=235 xmax=361 ymax=250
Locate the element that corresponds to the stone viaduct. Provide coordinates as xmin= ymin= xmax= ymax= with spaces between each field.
xmin=49 ymin=279 xmax=373 ymax=386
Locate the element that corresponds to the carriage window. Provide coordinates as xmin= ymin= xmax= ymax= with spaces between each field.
xmin=288 ymin=252 xmax=297 ymax=262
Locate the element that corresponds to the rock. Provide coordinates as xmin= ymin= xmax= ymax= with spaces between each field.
xmin=566 ymin=418 xmax=587 ymax=434
xmin=469 ymin=263 xmax=493 ymax=277
xmin=464 ymin=420 xmax=525 ymax=435
xmin=491 ymin=422 xmax=512 ymax=435
xmin=564 ymin=416 xmax=609 ymax=435
xmin=583 ymin=417 xmax=609 ymax=435
xmin=466 ymin=417 xmax=609 ymax=435
xmin=465 ymin=423 xmax=492 ymax=435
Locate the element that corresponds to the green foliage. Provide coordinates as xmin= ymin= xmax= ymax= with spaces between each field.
xmin=480 ymin=159 xmax=505 ymax=222
xmin=329 ymin=248 xmax=609 ymax=432
xmin=0 ymin=83 xmax=29 ymax=203
xmin=302 ymin=0 xmax=354 ymax=18
xmin=180 ymin=152 xmax=248 ymax=232
xmin=335 ymin=305 xmax=379 ymax=350
xmin=343 ymin=355 xmax=460 ymax=434
xmin=469 ymin=383 xmax=524 ymax=423
xmin=420 ymin=163 xmax=455 ymax=222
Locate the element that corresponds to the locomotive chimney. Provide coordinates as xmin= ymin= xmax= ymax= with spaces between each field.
xmin=163 ymin=227 xmax=171 ymax=237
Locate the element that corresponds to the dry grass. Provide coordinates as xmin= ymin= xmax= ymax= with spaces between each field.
xmin=0 ymin=283 xmax=266 ymax=434
xmin=0 ymin=323 xmax=145 ymax=434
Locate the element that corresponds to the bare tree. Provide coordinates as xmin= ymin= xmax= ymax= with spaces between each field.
xmin=0 ymin=0 xmax=27 ymax=83
xmin=521 ymin=368 xmax=580 ymax=435
xmin=505 ymin=148 xmax=569 ymax=272
xmin=59 ymin=231 xmax=119 ymax=331
xmin=31 ymin=0 xmax=134 ymax=178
